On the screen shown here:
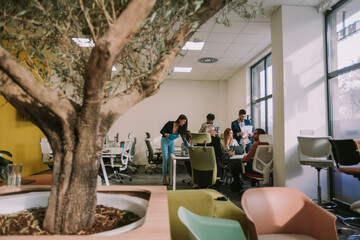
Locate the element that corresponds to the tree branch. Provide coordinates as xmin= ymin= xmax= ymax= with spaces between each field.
xmin=141 ymin=0 xmax=228 ymax=96
xmin=81 ymin=0 xmax=156 ymax=113
xmin=0 ymin=46 xmax=76 ymax=120
xmin=99 ymin=0 xmax=227 ymax=125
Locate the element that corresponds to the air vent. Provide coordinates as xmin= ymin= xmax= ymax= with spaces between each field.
xmin=198 ymin=57 xmax=218 ymax=64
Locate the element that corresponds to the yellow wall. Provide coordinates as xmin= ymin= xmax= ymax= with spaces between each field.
xmin=0 ymin=96 xmax=48 ymax=176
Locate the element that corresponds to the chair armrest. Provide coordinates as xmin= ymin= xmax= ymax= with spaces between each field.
xmin=304 ymin=200 xmax=338 ymax=240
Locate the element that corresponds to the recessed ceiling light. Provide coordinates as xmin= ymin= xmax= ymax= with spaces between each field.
xmin=174 ymin=67 xmax=192 ymax=73
xmin=198 ymin=57 xmax=218 ymax=64
xmin=72 ymin=37 xmax=95 ymax=47
xmin=182 ymin=41 xmax=205 ymax=51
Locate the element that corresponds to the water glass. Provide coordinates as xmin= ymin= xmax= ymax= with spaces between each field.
xmin=7 ymin=164 xmax=23 ymax=187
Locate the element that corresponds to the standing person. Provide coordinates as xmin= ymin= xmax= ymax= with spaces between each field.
xmin=160 ymin=114 xmax=188 ymax=185
xmin=231 ymin=109 xmax=253 ymax=152
xmin=199 ymin=113 xmax=221 ymax=138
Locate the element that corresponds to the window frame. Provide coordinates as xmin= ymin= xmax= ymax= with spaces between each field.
xmin=250 ymin=53 xmax=272 ymax=134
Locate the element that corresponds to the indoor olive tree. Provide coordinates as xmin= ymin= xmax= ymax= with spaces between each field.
xmin=0 ymin=0 xmax=263 ymax=233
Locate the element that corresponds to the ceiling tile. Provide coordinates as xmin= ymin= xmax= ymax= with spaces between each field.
xmin=202 ymin=42 xmax=230 ymax=51
xmin=234 ymin=33 xmax=267 ymax=44
xmin=167 ymin=0 xmax=321 ymax=81
xmin=241 ymin=22 xmax=271 ymax=34
xmin=207 ymin=33 xmax=238 ymax=43
xmin=211 ymin=21 xmax=247 ymax=33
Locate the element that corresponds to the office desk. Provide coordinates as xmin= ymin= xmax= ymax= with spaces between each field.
xmin=100 ymin=147 xmax=123 ymax=186
xmin=170 ymin=153 xmax=246 ymax=190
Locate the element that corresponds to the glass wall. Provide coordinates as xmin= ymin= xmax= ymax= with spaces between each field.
xmin=250 ymin=54 xmax=273 ymax=135
xmin=326 ymin=0 xmax=360 ymax=204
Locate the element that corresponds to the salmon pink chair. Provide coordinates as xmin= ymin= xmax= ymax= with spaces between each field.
xmin=241 ymin=187 xmax=338 ymax=240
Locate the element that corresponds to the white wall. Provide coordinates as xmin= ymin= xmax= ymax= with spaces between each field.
xmin=108 ymin=79 xmax=228 ymax=165
xmin=226 ymin=47 xmax=271 ymax=125
xmin=271 ymin=6 xmax=329 ymax=199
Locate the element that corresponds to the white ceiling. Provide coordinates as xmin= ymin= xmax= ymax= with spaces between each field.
xmin=165 ymin=0 xmax=324 ymax=81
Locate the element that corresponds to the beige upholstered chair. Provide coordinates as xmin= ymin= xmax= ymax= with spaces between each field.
xmin=241 ymin=187 xmax=338 ymax=240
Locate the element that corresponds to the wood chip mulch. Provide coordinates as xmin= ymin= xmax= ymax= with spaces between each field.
xmin=0 ymin=205 xmax=140 ymax=235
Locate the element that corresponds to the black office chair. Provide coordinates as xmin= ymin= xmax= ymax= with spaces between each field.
xmin=329 ymin=139 xmax=360 ymax=229
xmin=144 ymin=132 xmax=162 ymax=174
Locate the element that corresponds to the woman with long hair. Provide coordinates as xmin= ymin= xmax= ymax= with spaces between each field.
xmin=160 ymin=114 xmax=188 ymax=185
xmin=222 ymin=128 xmax=239 ymax=151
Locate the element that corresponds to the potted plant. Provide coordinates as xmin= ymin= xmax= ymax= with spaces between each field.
xmin=0 ymin=150 xmax=12 ymax=180
xmin=0 ymin=0 xmax=263 ymax=235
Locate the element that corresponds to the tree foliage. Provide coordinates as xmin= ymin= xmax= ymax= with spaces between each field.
xmin=1 ymin=0 xmax=263 ymax=103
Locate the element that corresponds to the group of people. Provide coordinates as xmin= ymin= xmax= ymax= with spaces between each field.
xmin=159 ymin=110 xmax=267 ymax=190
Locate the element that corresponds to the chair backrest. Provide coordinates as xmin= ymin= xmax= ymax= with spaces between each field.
xmin=297 ymin=136 xmax=332 ymax=160
xmin=118 ymin=140 xmax=131 ymax=167
xmin=329 ymin=139 xmax=360 ymax=167
xmin=146 ymin=132 xmax=151 ymax=139
xmin=191 ymin=133 xmax=211 ymax=145
xmin=129 ymin=137 xmax=136 ymax=157
xmin=188 ymin=145 xmax=217 ymax=188
xmin=252 ymin=145 xmax=273 ymax=184
xmin=177 ymin=206 xmax=246 ymax=240
xmin=241 ymin=187 xmax=338 ymax=240
xmin=259 ymin=134 xmax=272 ymax=144
xmin=40 ymin=138 xmax=53 ymax=164
xmin=145 ymin=135 xmax=155 ymax=163
xmin=40 ymin=138 xmax=53 ymax=154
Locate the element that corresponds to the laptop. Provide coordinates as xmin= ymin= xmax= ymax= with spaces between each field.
xmin=230 ymin=145 xmax=244 ymax=155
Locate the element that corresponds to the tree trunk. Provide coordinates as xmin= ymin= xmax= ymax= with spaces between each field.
xmin=42 ymin=126 xmax=105 ymax=234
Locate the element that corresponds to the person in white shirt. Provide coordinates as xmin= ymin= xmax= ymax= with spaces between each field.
xmin=199 ymin=113 xmax=221 ymax=138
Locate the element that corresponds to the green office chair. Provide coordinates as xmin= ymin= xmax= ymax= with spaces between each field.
xmin=177 ymin=206 xmax=246 ymax=240
xmin=188 ymin=133 xmax=218 ymax=188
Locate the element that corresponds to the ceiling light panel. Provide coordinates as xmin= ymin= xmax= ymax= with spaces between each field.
xmin=182 ymin=41 xmax=205 ymax=50
xmin=174 ymin=67 xmax=192 ymax=73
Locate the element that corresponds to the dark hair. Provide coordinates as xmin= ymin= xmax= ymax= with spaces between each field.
xmin=254 ymin=128 xmax=266 ymax=135
xmin=239 ymin=109 xmax=246 ymax=115
xmin=184 ymin=130 xmax=192 ymax=141
xmin=175 ymin=114 xmax=188 ymax=135
xmin=206 ymin=113 xmax=215 ymax=121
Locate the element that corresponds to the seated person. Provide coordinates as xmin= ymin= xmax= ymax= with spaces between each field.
xmin=199 ymin=113 xmax=221 ymax=138
xmin=230 ymin=128 xmax=268 ymax=191
xmin=221 ymin=128 xmax=238 ymax=153
xmin=205 ymin=125 xmax=233 ymax=179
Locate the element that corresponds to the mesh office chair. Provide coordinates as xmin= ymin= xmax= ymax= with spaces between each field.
xmin=126 ymin=133 xmax=138 ymax=173
xmin=103 ymin=140 xmax=132 ymax=183
xmin=188 ymin=133 xmax=219 ymax=189
xmin=297 ymin=136 xmax=337 ymax=209
xmin=243 ymin=145 xmax=273 ymax=186
xmin=329 ymin=139 xmax=360 ymax=229
xmin=144 ymin=132 xmax=162 ymax=174
xmin=40 ymin=138 xmax=53 ymax=166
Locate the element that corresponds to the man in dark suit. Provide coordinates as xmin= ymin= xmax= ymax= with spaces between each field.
xmin=231 ymin=109 xmax=253 ymax=152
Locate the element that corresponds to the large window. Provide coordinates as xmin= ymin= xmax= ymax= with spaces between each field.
xmin=250 ymin=54 xmax=273 ymax=135
xmin=326 ymin=0 xmax=360 ymax=204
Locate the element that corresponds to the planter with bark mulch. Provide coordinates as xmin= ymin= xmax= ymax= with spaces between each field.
xmin=0 ymin=185 xmax=170 ymax=239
